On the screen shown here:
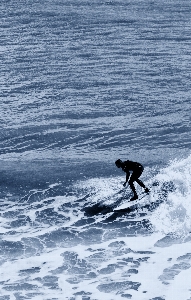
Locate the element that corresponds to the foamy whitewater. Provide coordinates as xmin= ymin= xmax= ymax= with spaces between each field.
xmin=1 ymin=0 xmax=191 ymax=299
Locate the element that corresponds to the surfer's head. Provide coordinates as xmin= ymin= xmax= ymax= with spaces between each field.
xmin=115 ymin=159 xmax=123 ymax=168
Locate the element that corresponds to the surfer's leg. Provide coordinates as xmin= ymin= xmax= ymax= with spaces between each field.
xmin=136 ymin=178 xmax=146 ymax=188
xmin=131 ymin=169 xmax=143 ymax=187
xmin=132 ymin=170 xmax=150 ymax=194
xmin=136 ymin=178 xmax=150 ymax=193
xmin=128 ymin=178 xmax=138 ymax=200
xmin=135 ymin=178 xmax=150 ymax=193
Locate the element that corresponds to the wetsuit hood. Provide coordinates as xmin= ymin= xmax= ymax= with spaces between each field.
xmin=115 ymin=159 xmax=123 ymax=168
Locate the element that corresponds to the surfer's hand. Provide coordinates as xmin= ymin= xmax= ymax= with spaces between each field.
xmin=123 ymin=182 xmax=126 ymax=187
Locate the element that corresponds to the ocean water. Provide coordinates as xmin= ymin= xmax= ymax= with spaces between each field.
xmin=1 ymin=0 xmax=191 ymax=299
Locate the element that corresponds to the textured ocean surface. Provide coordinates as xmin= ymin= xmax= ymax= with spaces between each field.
xmin=1 ymin=0 xmax=191 ymax=299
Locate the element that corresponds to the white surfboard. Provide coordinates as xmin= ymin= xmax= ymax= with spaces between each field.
xmin=114 ymin=194 xmax=150 ymax=210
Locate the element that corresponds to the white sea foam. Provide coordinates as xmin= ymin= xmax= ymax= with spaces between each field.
xmin=1 ymin=156 xmax=191 ymax=299
xmin=150 ymin=155 xmax=191 ymax=236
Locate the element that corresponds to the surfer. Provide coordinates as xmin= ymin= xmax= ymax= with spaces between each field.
xmin=115 ymin=159 xmax=149 ymax=201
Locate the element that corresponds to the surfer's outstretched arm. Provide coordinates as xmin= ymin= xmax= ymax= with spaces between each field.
xmin=123 ymin=171 xmax=130 ymax=187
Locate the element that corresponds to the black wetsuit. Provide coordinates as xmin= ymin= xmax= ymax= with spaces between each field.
xmin=122 ymin=160 xmax=146 ymax=197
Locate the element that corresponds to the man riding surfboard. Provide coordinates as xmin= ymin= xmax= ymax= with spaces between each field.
xmin=115 ymin=159 xmax=150 ymax=201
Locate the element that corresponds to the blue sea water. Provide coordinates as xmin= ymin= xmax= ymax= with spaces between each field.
xmin=1 ymin=0 xmax=191 ymax=299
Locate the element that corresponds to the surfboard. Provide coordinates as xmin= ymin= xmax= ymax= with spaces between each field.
xmin=114 ymin=193 xmax=150 ymax=211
